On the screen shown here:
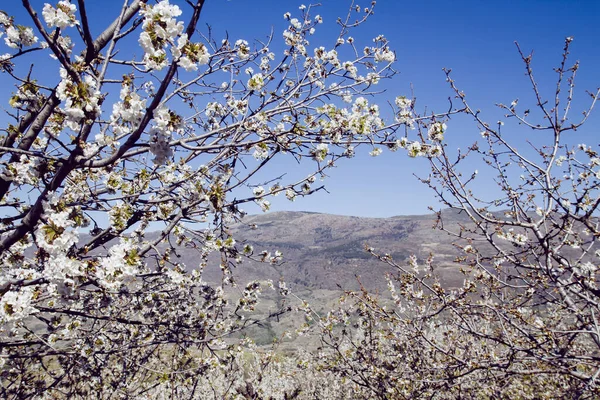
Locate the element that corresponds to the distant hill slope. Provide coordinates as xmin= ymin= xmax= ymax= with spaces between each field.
xmin=180 ymin=210 xmax=473 ymax=292
xmin=79 ymin=211 xmax=487 ymax=347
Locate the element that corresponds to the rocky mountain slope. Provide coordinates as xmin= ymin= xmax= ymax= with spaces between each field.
xmin=185 ymin=210 xmax=474 ymax=293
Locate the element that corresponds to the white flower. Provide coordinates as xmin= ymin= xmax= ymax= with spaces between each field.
xmin=428 ymin=122 xmax=447 ymax=142
xmin=395 ymin=96 xmax=412 ymax=109
xmin=111 ymin=84 xmax=146 ymax=131
xmin=138 ymin=0 xmax=184 ymax=70
xmin=0 ymin=287 xmax=38 ymax=323
xmin=35 ymin=222 xmax=79 ymax=255
xmin=353 ymin=96 xmax=368 ymax=110
xmin=343 ymin=61 xmax=357 ymax=78
xmin=369 ymin=147 xmax=383 ymax=157
xmin=174 ymin=34 xmax=210 ymax=71
xmin=0 ymin=154 xmax=40 ymax=185
xmin=138 ymin=31 xmax=154 ymax=54
xmin=407 ymin=141 xmax=422 ymax=158
xmin=42 ymin=1 xmax=78 ymax=29
xmin=498 ymin=229 xmax=528 ymax=246
xmin=0 ymin=11 xmax=9 ymax=27
xmin=396 ymin=137 xmax=408 ymax=149
xmin=235 ymin=39 xmax=250 ymax=59
xmin=253 ymin=144 xmax=269 ymax=160
xmin=148 ymin=128 xmax=173 ymax=165
xmin=253 ymin=186 xmax=265 ymax=196
xmin=575 ymin=262 xmax=597 ymax=276
xmin=4 ymin=25 xmax=38 ymax=48
xmin=286 ymin=189 xmax=296 ymax=201
xmin=374 ymin=48 xmax=395 ymax=63
xmin=50 ymin=210 xmax=72 ymax=229
xmin=312 ymin=143 xmax=328 ymax=162
xmin=56 ymin=69 xmax=101 ymax=130
xmin=44 ymin=253 xmax=83 ymax=282
xmin=366 ymin=72 xmax=380 ymax=84
xmin=178 ymin=55 xmax=195 ymax=71
xmin=427 ymin=145 xmax=442 ymax=157
xmin=290 ymin=18 xmax=302 ymax=29
xmin=166 ymin=268 xmax=185 ymax=284
xmin=97 ymin=240 xmax=140 ymax=289
xmin=247 ymin=73 xmax=265 ymax=90
xmin=257 ymin=199 xmax=271 ymax=212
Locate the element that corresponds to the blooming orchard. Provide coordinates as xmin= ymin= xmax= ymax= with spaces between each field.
xmin=0 ymin=0 xmax=452 ymax=398
xmin=2 ymin=0 xmax=597 ymax=398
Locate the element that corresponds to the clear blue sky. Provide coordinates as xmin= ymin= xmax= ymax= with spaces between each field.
xmin=208 ymin=0 xmax=600 ymax=216
xmin=2 ymin=0 xmax=599 ymax=217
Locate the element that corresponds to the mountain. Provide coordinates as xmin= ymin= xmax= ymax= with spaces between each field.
xmin=81 ymin=210 xmax=475 ymax=293
xmin=191 ymin=210 xmax=473 ymax=292
xmin=225 ymin=210 xmax=474 ymax=346
xmin=78 ymin=210 xmax=480 ymax=347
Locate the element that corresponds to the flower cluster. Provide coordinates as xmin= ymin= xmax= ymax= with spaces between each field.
xmin=108 ymin=201 xmax=133 ymax=231
xmin=96 ymin=239 xmax=141 ymax=289
xmin=56 ymin=68 xmax=102 ymax=131
xmin=0 ymin=154 xmax=40 ymax=185
xmin=311 ymin=143 xmax=329 ymax=162
xmin=395 ymin=96 xmax=415 ymax=128
xmin=373 ymin=36 xmax=395 ymax=63
xmin=315 ymin=97 xmax=384 ymax=144
xmin=497 ymin=228 xmax=528 ymax=245
xmin=147 ymin=105 xmax=182 ymax=165
xmin=173 ymin=33 xmax=210 ymax=71
xmin=0 ymin=287 xmax=37 ymax=324
xmin=1 ymin=15 xmax=38 ymax=49
xmin=391 ymin=136 xmax=441 ymax=158
xmin=42 ymin=1 xmax=78 ymax=29
xmin=138 ymin=0 xmax=184 ymax=70
xmin=427 ymin=122 xmax=447 ymax=142
xmin=227 ymin=39 xmax=248 ymax=59
xmin=9 ymin=80 xmax=44 ymax=111
xmin=247 ymin=72 xmax=266 ymax=91
xmin=110 ymin=77 xmax=147 ymax=135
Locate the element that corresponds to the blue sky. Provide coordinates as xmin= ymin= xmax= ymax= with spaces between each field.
xmin=2 ymin=0 xmax=599 ymax=217
xmin=207 ymin=0 xmax=600 ymax=216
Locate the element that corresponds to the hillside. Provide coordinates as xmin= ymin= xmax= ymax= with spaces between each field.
xmin=227 ymin=210 xmax=471 ymax=291
xmin=162 ymin=210 xmax=474 ymax=296
xmin=228 ymin=210 xmax=474 ymax=346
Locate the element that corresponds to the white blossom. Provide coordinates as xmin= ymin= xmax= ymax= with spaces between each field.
xmin=427 ymin=122 xmax=447 ymax=142
xmin=312 ymin=143 xmax=329 ymax=162
xmin=42 ymin=1 xmax=78 ymax=29
xmin=0 ymin=287 xmax=38 ymax=323
xmin=374 ymin=47 xmax=395 ymax=63
xmin=4 ymin=25 xmax=38 ymax=48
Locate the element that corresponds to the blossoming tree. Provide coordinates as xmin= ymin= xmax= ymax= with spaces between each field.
xmin=5 ymin=1 xmax=595 ymax=398
xmin=312 ymin=38 xmax=600 ymax=398
xmin=0 ymin=0 xmax=464 ymax=397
